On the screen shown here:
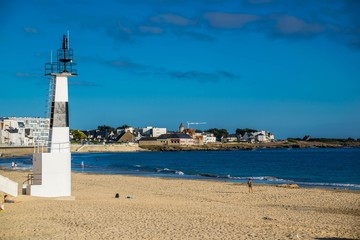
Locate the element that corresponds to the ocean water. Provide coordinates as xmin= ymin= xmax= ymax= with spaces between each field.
xmin=1 ymin=148 xmax=359 ymax=190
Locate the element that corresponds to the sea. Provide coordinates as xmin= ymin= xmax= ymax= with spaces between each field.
xmin=1 ymin=147 xmax=360 ymax=190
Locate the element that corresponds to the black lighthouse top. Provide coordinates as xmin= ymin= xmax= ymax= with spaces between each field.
xmin=45 ymin=34 xmax=77 ymax=76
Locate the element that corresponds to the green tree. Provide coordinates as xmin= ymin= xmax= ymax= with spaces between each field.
xmin=235 ymin=128 xmax=257 ymax=136
xmin=97 ymin=125 xmax=115 ymax=132
xmin=70 ymin=130 xmax=87 ymax=141
xmin=206 ymin=128 xmax=229 ymax=140
xmin=117 ymin=124 xmax=130 ymax=130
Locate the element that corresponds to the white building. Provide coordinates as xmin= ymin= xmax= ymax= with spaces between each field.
xmin=117 ymin=127 xmax=135 ymax=135
xmin=152 ymin=127 xmax=167 ymax=137
xmin=254 ymin=130 xmax=275 ymax=142
xmin=141 ymin=126 xmax=167 ymax=137
xmin=141 ymin=126 xmax=153 ymax=136
xmin=202 ymin=133 xmax=217 ymax=144
xmin=240 ymin=130 xmax=275 ymax=143
xmin=157 ymin=133 xmax=194 ymax=145
xmin=0 ymin=117 xmax=50 ymax=146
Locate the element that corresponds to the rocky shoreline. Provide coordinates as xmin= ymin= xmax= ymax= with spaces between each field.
xmin=1 ymin=140 xmax=359 ymax=157
xmin=140 ymin=140 xmax=360 ymax=152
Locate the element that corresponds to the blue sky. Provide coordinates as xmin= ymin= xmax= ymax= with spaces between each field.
xmin=1 ymin=0 xmax=359 ymax=139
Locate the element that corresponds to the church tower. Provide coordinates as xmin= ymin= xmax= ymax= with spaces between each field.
xmin=179 ymin=123 xmax=185 ymax=133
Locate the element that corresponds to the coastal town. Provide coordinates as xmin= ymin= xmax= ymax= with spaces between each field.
xmin=0 ymin=116 xmax=275 ymax=147
xmin=1 ymin=117 xmax=359 ymax=157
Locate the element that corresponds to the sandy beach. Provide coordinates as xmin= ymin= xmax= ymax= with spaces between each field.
xmin=0 ymin=170 xmax=359 ymax=240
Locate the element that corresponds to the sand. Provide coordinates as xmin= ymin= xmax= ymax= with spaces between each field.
xmin=0 ymin=170 xmax=359 ymax=240
xmin=70 ymin=143 xmax=145 ymax=153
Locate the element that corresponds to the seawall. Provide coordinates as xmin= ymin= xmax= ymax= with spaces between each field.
xmin=0 ymin=146 xmax=34 ymax=158
xmin=70 ymin=144 xmax=146 ymax=153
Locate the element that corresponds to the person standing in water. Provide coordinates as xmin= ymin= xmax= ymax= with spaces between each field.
xmin=81 ymin=161 xmax=84 ymax=172
xmin=247 ymin=178 xmax=253 ymax=193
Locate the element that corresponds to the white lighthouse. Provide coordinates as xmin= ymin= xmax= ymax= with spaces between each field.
xmin=26 ymin=34 xmax=77 ymax=197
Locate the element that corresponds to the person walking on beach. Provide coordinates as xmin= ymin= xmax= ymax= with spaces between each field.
xmin=11 ymin=162 xmax=15 ymax=170
xmin=247 ymin=178 xmax=253 ymax=193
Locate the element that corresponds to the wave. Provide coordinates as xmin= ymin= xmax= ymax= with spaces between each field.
xmin=14 ymin=167 xmax=32 ymax=171
xmin=147 ymin=169 xmax=360 ymax=190
xmin=295 ymin=181 xmax=360 ymax=189
xmin=155 ymin=167 xmax=185 ymax=175
xmin=193 ymin=174 xmax=360 ymax=189
xmin=197 ymin=174 xmax=292 ymax=183
xmin=5 ymin=160 xmax=358 ymax=190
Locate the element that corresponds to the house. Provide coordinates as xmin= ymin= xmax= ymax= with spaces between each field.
xmin=3 ymin=128 xmax=20 ymax=145
xmin=255 ymin=133 xmax=266 ymax=142
xmin=253 ymin=131 xmax=275 ymax=142
xmin=117 ymin=131 xmax=136 ymax=143
xmin=141 ymin=126 xmax=153 ymax=136
xmin=303 ymin=135 xmax=311 ymax=141
xmin=193 ymin=133 xmax=204 ymax=145
xmin=117 ymin=127 xmax=135 ymax=135
xmin=201 ymin=133 xmax=217 ymax=144
xmin=138 ymin=136 xmax=160 ymax=146
xmin=239 ymin=130 xmax=275 ymax=143
xmin=107 ymin=131 xmax=117 ymax=142
xmin=222 ymin=134 xmax=238 ymax=143
xmin=82 ymin=129 xmax=109 ymax=142
xmin=157 ymin=133 xmax=194 ymax=145
xmin=139 ymin=133 xmax=194 ymax=146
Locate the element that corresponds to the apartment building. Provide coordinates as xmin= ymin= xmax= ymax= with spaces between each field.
xmin=0 ymin=117 xmax=50 ymax=146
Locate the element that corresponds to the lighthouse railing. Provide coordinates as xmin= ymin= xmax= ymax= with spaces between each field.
xmin=33 ymin=140 xmax=47 ymax=153
xmin=45 ymin=62 xmax=77 ymax=76
xmin=48 ymin=141 xmax=71 ymax=153
xmin=33 ymin=141 xmax=70 ymax=153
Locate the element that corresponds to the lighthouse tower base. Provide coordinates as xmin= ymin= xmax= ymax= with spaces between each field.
xmin=27 ymin=152 xmax=71 ymax=197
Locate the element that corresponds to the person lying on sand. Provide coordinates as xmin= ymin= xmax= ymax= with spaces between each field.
xmin=4 ymin=195 xmax=17 ymax=203
xmin=0 ymin=192 xmax=4 ymax=211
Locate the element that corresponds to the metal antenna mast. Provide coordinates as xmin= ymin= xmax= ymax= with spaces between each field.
xmin=187 ymin=121 xmax=207 ymax=129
